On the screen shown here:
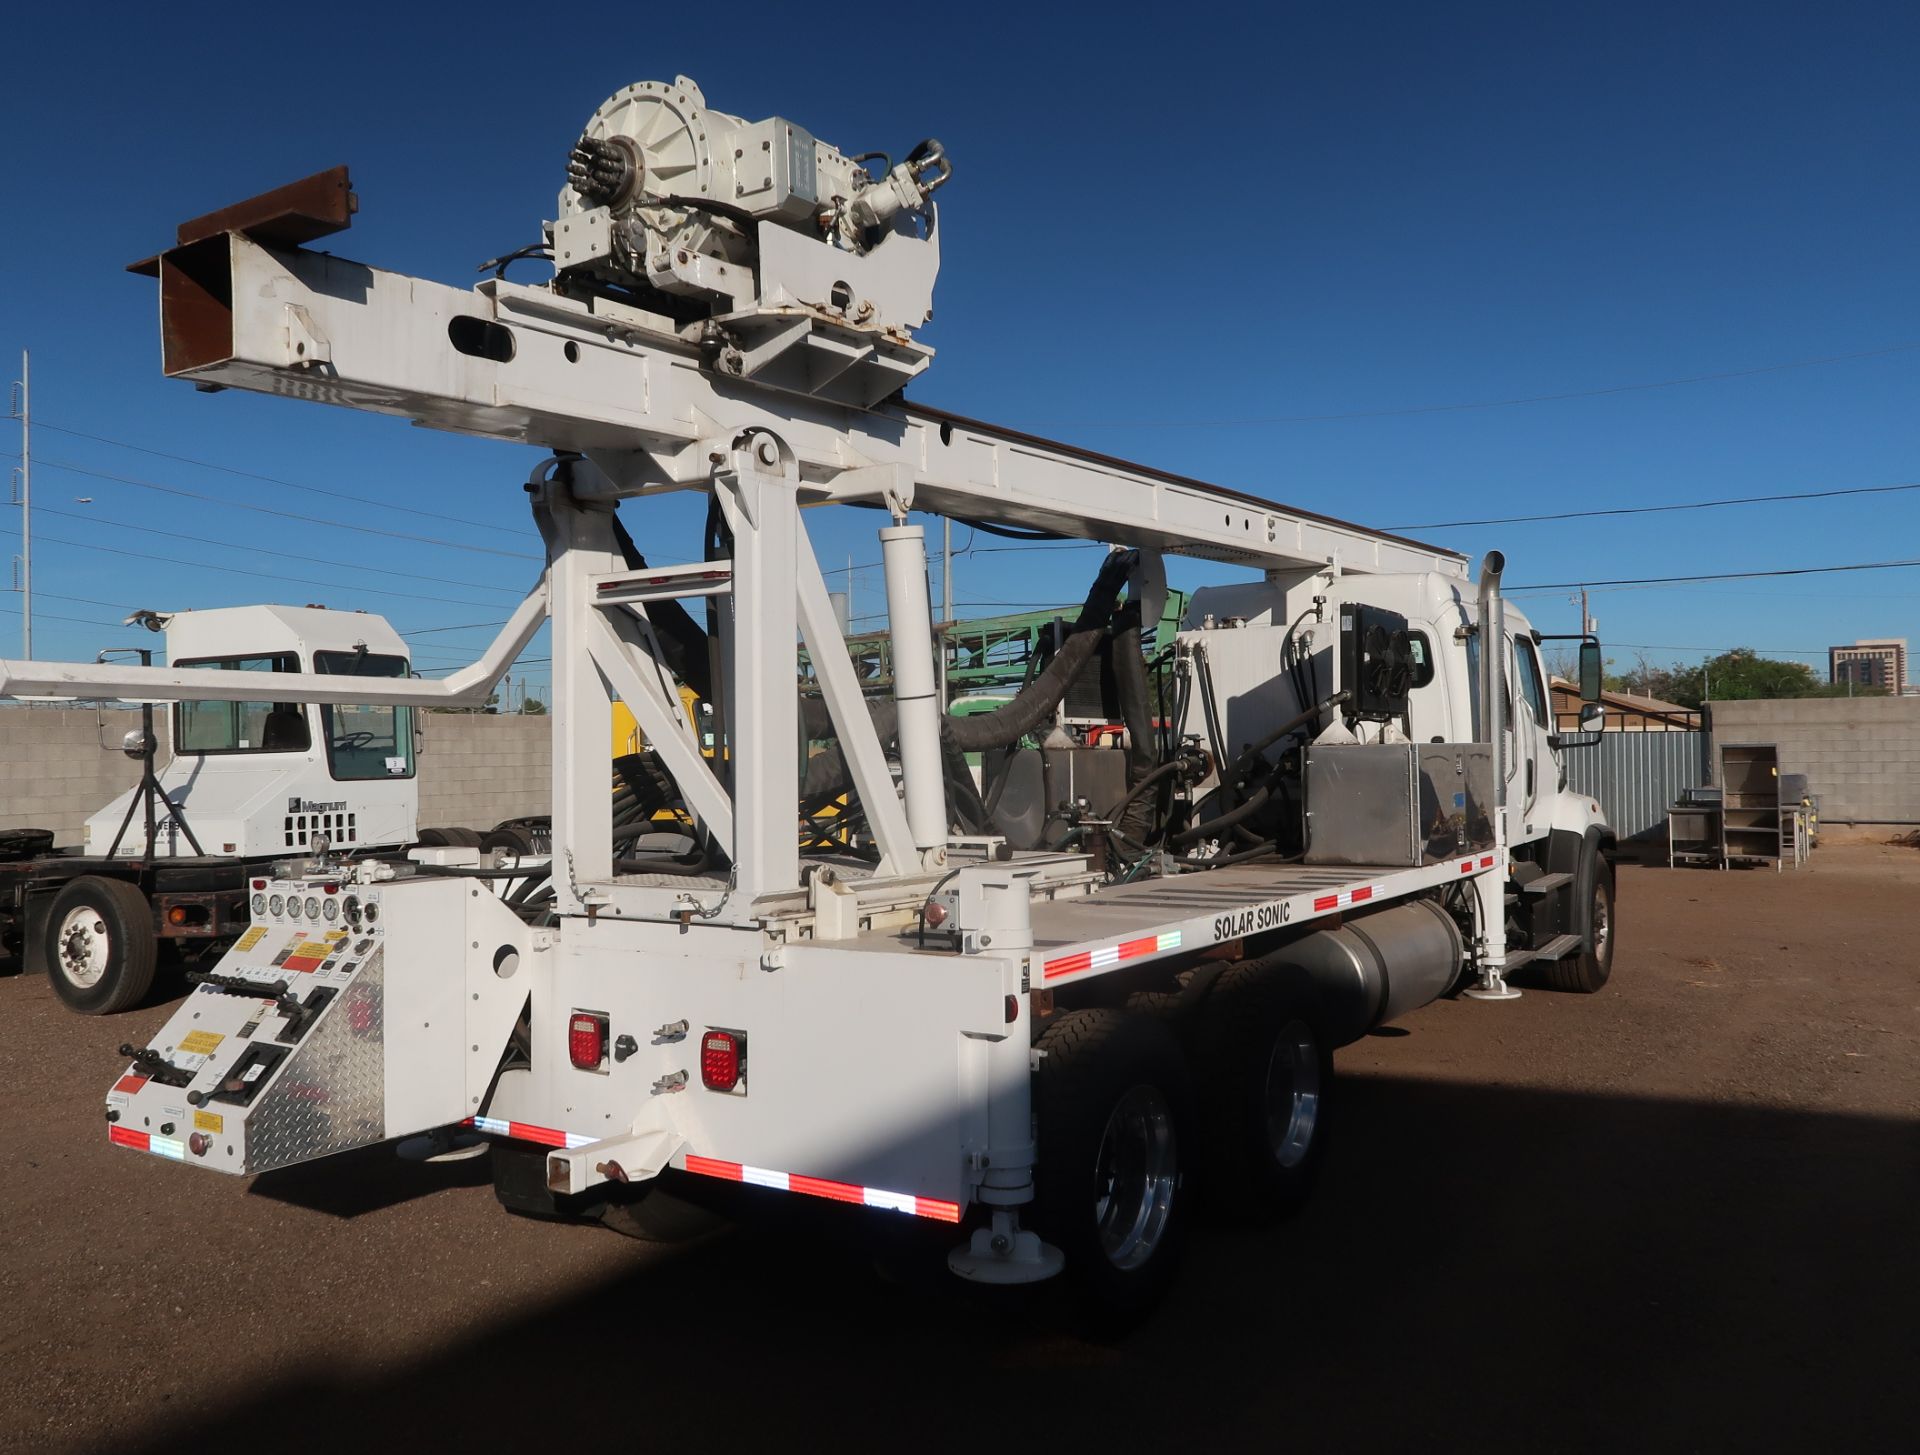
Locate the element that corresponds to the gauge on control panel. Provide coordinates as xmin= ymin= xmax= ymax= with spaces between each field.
xmin=342 ymin=895 xmax=361 ymax=925
xmin=287 ymin=896 xmax=303 ymax=920
xmin=322 ymin=896 xmax=339 ymax=922
xmin=251 ymin=892 xmax=266 ymax=916
xmin=363 ymin=900 xmax=379 ymax=924
xmin=268 ymin=894 xmax=285 ymax=917
xmin=304 ymin=896 xmax=321 ymax=919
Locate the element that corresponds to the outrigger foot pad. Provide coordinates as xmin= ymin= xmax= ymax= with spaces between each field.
xmin=947 ymin=1209 xmax=1065 ymax=1285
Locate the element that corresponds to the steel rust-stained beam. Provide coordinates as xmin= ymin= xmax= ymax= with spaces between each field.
xmin=128 ymin=165 xmax=357 ymax=275
xmin=127 ymin=167 xmax=359 ymax=378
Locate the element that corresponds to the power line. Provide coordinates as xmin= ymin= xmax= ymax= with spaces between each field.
xmin=33 ymin=419 xmax=533 ymax=541
xmin=9 ymin=455 xmax=539 ymax=561
xmin=1035 ymin=339 xmax=1920 ymax=429
xmin=1387 ymin=478 xmax=1920 ymax=531
xmin=1605 ymin=641 xmax=1827 ymax=658
xmin=1511 ymin=557 xmax=1920 ymax=592
xmin=27 ymin=501 xmax=525 ymax=598
xmin=0 ymin=520 xmax=512 ymax=608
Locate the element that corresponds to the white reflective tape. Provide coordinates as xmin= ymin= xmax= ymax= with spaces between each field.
xmin=740 ymin=1165 xmax=790 ymax=1191
xmin=1090 ymin=945 xmax=1121 ymax=968
xmin=863 ymin=1187 xmax=916 ymax=1214
xmin=472 ymin=1116 xmax=510 ymax=1136
xmin=150 ymin=1137 xmax=186 ymax=1161
xmin=1156 ymin=931 xmax=1182 ymax=951
xmin=564 ymin=1133 xmax=595 ymax=1149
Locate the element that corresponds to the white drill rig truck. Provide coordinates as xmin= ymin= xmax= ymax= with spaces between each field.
xmin=0 ymin=604 xmax=541 ymax=1014
xmin=0 ymin=76 xmax=1617 ymax=1318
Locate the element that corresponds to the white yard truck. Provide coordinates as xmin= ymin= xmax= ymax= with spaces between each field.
xmin=0 ymin=77 xmax=1616 ymax=1319
xmin=0 ymin=605 xmax=535 ymax=1013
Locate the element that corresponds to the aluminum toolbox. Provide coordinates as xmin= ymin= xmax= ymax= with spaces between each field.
xmin=1304 ymin=742 xmax=1496 ymax=867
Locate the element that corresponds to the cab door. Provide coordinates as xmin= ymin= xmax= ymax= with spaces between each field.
xmin=1507 ymin=633 xmax=1556 ymax=848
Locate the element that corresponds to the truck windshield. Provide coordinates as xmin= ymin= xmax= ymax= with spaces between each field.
xmin=174 ymin=654 xmax=308 ymax=754
xmin=314 ymin=651 xmax=415 ymax=781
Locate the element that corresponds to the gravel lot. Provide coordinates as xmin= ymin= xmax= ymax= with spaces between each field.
xmin=3 ymin=839 xmax=1915 ymax=1453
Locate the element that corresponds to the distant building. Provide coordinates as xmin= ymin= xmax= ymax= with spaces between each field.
xmin=1549 ymin=678 xmax=1699 ymax=732
xmin=1829 ymin=639 xmax=1908 ymax=694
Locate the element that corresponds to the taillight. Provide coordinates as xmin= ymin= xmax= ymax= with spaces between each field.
xmin=569 ymin=1012 xmax=608 ymax=1071
xmin=700 ymin=1029 xmax=743 ymax=1092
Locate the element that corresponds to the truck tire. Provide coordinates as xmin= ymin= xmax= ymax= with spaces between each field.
xmin=45 ymin=876 xmax=158 ymax=1015
xmin=417 ymin=826 xmax=485 ymax=849
xmin=1031 ymin=1009 xmax=1194 ymax=1325
xmin=1544 ymin=855 xmax=1614 ymax=994
xmin=1195 ymin=963 xmax=1333 ymax=1222
xmin=480 ymin=826 xmax=534 ymax=855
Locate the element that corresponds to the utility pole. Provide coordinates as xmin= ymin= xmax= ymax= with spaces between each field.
xmin=8 ymin=350 xmax=28 ymax=659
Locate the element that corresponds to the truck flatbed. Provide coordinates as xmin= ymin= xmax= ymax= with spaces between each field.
xmin=844 ymin=849 xmax=1502 ymax=983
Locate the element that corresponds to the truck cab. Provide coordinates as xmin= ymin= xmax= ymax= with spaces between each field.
xmin=1180 ymin=566 xmax=1614 ymax=990
xmin=85 ymin=605 xmax=419 ymax=858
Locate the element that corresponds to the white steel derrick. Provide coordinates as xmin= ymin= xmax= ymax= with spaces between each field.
xmin=150 ymin=232 xmax=1465 ymax=579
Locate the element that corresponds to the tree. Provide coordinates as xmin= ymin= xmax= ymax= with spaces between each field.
xmin=1664 ymin=648 xmax=1882 ymax=709
xmin=519 ymin=698 xmax=548 ymax=715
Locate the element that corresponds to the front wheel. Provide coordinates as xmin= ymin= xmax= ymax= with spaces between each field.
xmin=1031 ymin=1009 xmax=1194 ymax=1327
xmin=1544 ymin=856 xmax=1614 ymax=994
xmin=44 ymin=876 xmax=158 ymax=1015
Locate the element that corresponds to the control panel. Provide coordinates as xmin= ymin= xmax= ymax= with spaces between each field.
xmin=105 ymin=875 xmax=389 ymax=1174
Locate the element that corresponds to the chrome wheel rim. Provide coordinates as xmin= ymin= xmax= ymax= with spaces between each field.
xmin=1092 ymin=1083 xmax=1178 ymax=1270
xmin=1264 ymin=1020 xmax=1322 ymax=1170
xmin=1591 ymin=883 xmax=1611 ymax=963
xmin=57 ymin=906 xmax=112 ymax=988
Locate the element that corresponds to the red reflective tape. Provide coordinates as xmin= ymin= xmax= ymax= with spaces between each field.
xmin=509 ymin=1121 xmax=569 ymax=1148
xmin=113 ymin=1075 xmax=148 ymax=1095
xmin=1351 ymin=886 xmax=1373 ymax=903
xmin=684 ymin=1155 xmax=744 ymax=1182
xmin=787 ymin=1172 xmax=867 ymax=1207
xmin=1117 ymin=935 xmax=1160 ymax=960
xmin=1459 ymin=861 xmax=1474 ymax=874
xmin=1313 ymin=894 xmax=1339 ymax=912
xmin=108 ymin=1125 xmax=150 ymax=1151
xmin=913 ymin=1197 xmax=964 ymax=1223
xmin=1481 ymin=855 xmax=1494 ymax=868
xmin=1043 ymin=950 xmax=1093 ymax=980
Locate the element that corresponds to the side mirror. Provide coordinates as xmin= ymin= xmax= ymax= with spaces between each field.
xmin=1578 ymin=640 xmax=1603 ymax=702
xmin=1579 ymin=702 xmax=1605 ymax=731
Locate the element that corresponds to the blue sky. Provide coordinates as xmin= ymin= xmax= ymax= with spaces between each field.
xmin=2 ymin=0 xmax=1916 ymax=701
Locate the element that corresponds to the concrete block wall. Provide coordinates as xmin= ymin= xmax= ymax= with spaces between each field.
xmin=414 ymin=711 xmax=552 ymax=831
xmin=0 ymin=708 xmax=554 ymax=849
xmin=1709 ymin=697 xmax=1920 ymax=825
xmin=0 ymin=709 xmax=154 ymax=848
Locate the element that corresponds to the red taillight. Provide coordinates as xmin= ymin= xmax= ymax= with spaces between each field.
xmin=569 ymin=1012 xmax=608 ymax=1071
xmin=251 ymin=879 xmax=267 ymax=890
xmin=700 ymin=1029 xmax=743 ymax=1092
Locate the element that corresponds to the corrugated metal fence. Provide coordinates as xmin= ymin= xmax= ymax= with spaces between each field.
xmin=1563 ymin=730 xmax=1710 ymax=843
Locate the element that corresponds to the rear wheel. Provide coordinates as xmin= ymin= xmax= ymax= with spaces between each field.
xmin=1196 ymin=964 xmax=1333 ymax=1221
xmin=1544 ymin=856 xmax=1614 ymax=994
xmin=44 ymin=876 xmax=158 ymax=1015
xmin=1031 ymin=1009 xmax=1194 ymax=1326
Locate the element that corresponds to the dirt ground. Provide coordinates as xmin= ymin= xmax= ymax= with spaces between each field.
xmin=2 ymin=841 xmax=1916 ymax=1454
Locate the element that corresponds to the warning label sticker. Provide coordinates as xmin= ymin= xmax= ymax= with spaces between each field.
xmin=193 ymin=1109 xmax=224 ymax=1134
xmin=234 ymin=926 xmax=268 ymax=953
xmin=178 ymin=1029 xmax=225 ymax=1056
xmin=281 ymin=940 xmax=334 ymax=973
